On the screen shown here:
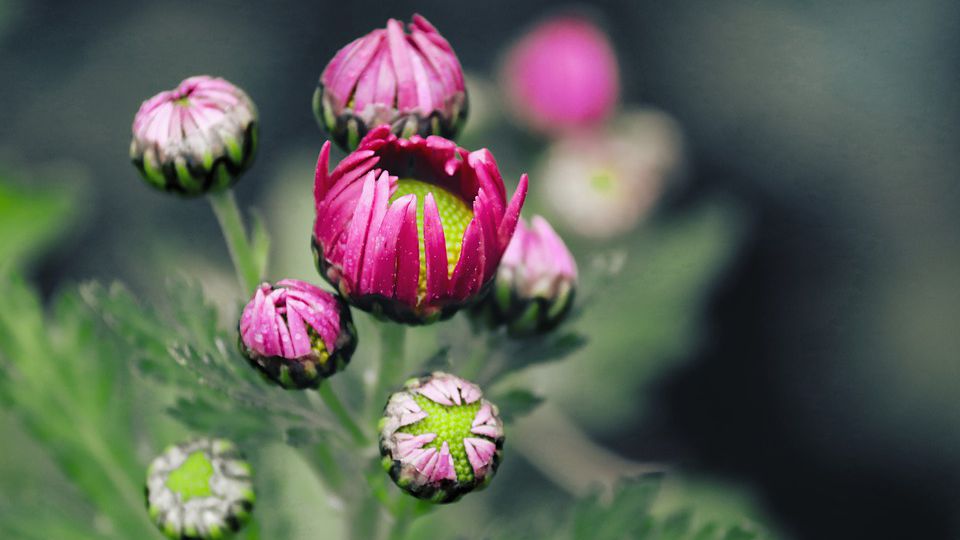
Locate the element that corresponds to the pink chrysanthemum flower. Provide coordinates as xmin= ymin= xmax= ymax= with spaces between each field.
xmin=314 ymin=14 xmax=468 ymax=152
xmin=538 ymin=109 xmax=684 ymax=238
xmin=238 ymin=280 xmax=357 ymax=389
xmin=311 ymin=126 xmax=528 ymax=325
xmin=131 ymin=75 xmax=258 ymax=195
xmin=476 ymin=215 xmax=578 ymax=336
xmin=379 ymin=372 xmax=504 ymax=503
xmin=501 ymin=14 xmax=619 ymax=135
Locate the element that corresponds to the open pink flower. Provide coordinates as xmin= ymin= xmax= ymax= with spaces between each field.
xmin=238 ymin=280 xmax=357 ymax=389
xmin=131 ymin=75 xmax=258 ymax=195
xmin=314 ymin=14 xmax=468 ymax=151
xmin=501 ymin=14 xmax=619 ymax=135
xmin=312 ymin=126 xmax=528 ymax=324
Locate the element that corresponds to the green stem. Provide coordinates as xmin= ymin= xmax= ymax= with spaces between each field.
xmin=208 ymin=189 xmax=260 ymax=294
xmin=369 ymin=323 xmax=406 ymax=422
xmin=317 ymin=383 xmax=368 ymax=446
xmin=459 ymin=340 xmax=488 ymax=381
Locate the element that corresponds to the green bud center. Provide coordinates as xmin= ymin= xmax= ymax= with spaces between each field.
xmin=390 ymin=179 xmax=474 ymax=298
xmin=165 ymin=451 xmax=214 ymax=501
xmin=398 ymin=394 xmax=481 ymax=482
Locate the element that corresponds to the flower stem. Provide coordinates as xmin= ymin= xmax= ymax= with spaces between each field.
xmin=317 ymin=383 xmax=368 ymax=446
xmin=369 ymin=323 xmax=406 ymax=422
xmin=208 ymin=189 xmax=260 ymax=294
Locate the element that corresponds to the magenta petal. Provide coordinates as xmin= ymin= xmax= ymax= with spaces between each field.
xmin=314 ymin=142 xmax=332 ymax=202
xmin=328 ymin=33 xmax=384 ymax=105
xmin=259 ymin=291 xmax=282 ymax=356
xmin=387 ymin=19 xmax=418 ymax=111
xmin=359 ymin=171 xmax=393 ymax=293
xmin=497 ymin=173 xmax=529 ymax=251
xmin=422 ymin=193 xmax=449 ymax=302
xmin=284 ymin=301 xmax=311 ymax=358
xmin=395 ymin=196 xmax=420 ymax=306
xmin=449 ymin=219 xmax=485 ymax=300
xmin=286 ymin=298 xmax=337 ymax=352
xmin=341 ymin=171 xmax=378 ymax=289
xmin=371 ymin=194 xmax=414 ymax=297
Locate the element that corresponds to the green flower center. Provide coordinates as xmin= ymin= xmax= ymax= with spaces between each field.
xmin=165 ymin=451 xmax=214 ymax=501
xmin=398 ymin=394 xmax=481 ymax=482
xmin=390 ymin=179 xmax=475 ymax=297
xmin=590 ymin=169 xmax=617 ymax=195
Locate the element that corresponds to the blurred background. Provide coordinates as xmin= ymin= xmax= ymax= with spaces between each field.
xmin=2 ymin=0 xmax=959 ymax=538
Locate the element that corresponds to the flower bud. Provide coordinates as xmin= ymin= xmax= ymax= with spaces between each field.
xmin=501 ymin=14 xmax=618 ymax=135
xmin=475 ymin=216 xmax=577 ymax=336
xmin=314 ymin=14 xmax=468 ymax=151
xmin=379 ymin=372 xmax=504 ymax=503
xmin=131 ymin=75 xmax=258 ymax=196
xmin=312 ymin=128 xmax=527 ymax=325
xmin=145 ymin=438 xmax=254 ymax=540
xmin=238 ymin=280 xmax=357 ymax=389
xmin=537 ymin=109 xmax=684 ymax=238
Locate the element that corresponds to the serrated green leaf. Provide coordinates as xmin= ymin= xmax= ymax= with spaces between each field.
xmin=0 ymin=274 xmax=163 ymax=539
xmin=571 ymin=477 xmax=662 ymax=540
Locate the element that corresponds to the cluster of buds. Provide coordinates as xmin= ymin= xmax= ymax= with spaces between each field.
xmin=145 ymin=438 xmax=254 ymax=539
xmin=128 ymin=8 xmax=603 ymax=516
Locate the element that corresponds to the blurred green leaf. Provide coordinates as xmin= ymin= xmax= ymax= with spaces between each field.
xmin=0 ymin=179 xmax=75 ymax=274
xmin=544 ymin=197 xmax=748 ymax=430
xmin=250 ymin=209 xmax=271 ymax=282
xmin=490 ymin=388 xmax=544 ymax=423
xmin=0 ymin=274 xmax=163 ymax=539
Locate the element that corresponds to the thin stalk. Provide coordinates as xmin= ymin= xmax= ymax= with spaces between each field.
xmin=368 ymin=322 xmax=406 ymax=422
xmin=348 ymin=494 xmax=381 ymax=540
xmin=208 ymin=189 xmax=260 ymax=294
xmin=317 ymin=383 xmax=368 ymax=446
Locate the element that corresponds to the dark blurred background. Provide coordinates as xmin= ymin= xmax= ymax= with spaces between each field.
xmin=2 ymin=0 xmax=959 ymax=538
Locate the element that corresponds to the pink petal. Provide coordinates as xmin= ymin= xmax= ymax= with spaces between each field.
xmin=418 ymin=381 xmax=454 ymax=406
xmin=463 ymin=437 xmax=497 ymax=474
xmin=371 ymin=194 xmax=414 ymax=298
xmin=422 ymin=193 xmax=449 ymax=303
xmin=449 ymin=219 xmax=485 ymax=300
xmin=341 ymin=171 xmax=378 ymax=289
xmin=387 ymin=19 xmax=418 ymax=111
xmin=313 ymin=142 xmax=332 ymax=202
xmin=497 ymin=174 xmax=529 ymax=252
xmin=359 ymin=171 xmax=393 ymax=294
xmin=395 ymin=196 xmax=420 ymax=306
xmin=284 ymin=300 xmax=311 ymax=358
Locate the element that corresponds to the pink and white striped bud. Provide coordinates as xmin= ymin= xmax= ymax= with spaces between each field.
xmin=131 ymin=76 xmax=258 ymax=196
